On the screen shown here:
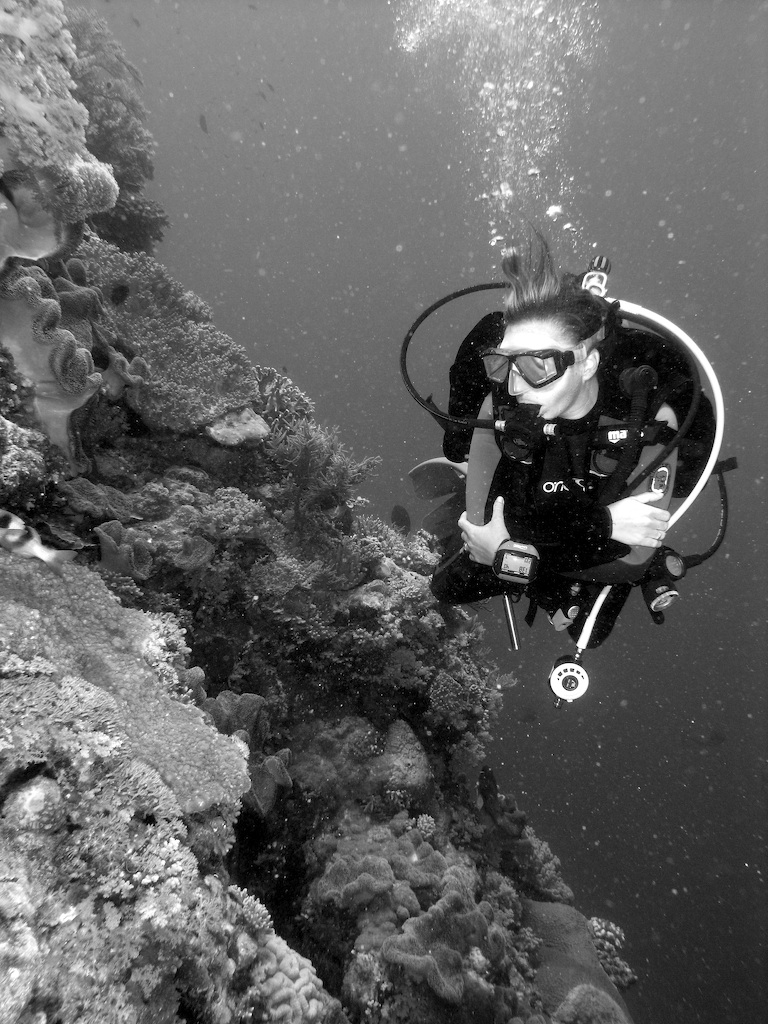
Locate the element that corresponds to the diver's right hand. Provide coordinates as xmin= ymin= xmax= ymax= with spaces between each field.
xmin=608 ymin=491 xmax=671 ymax=547
xmin=458 ymin=496 xmax=510 ymax=565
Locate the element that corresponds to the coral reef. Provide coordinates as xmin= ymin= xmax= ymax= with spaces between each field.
xmin=551 ymin=984 xmax=632 ymax=1024
xmin=64 ymin=8 xmax=169 ymax=253
xmin=0 ymin=556 xmax=250 ymax=815
xmin=0 ymin=261 xmax=101 ymax=472
xmin=521 ymin=901 xmax=633 ymax=1018
xmin=586 ymin=919 xmax=637 ymax=991
xmin=0 ymin=9 xmax=643 ymax=1024
xmin=74 ymin=232 xmax=314 ymax=435
xmin=0 ymin=0 xmax=118 ymax=232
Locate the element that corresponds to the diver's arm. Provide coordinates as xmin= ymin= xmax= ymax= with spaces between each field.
xmin=464 ymin=394 xmax=502 ymax=526
xmin=523 ymin=401 xmax=679 ymax=563
xmin=607 ymin=402 xmax=677 ymax=547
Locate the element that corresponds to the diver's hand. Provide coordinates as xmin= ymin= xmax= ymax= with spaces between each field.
xmin=608 ymin=491 xmax=671 ymax=547
xmin=458 ymin=496 xmax=510 ymax=565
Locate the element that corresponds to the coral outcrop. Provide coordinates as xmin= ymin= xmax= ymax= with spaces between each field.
xmin=75 ymin=232 xmax=314 ymax=435
xmin=0 ymin=0 xmax=118 ymax=257
xmin=0 ymin=556 xmax=250 ymax=815
xmin=522 ymin=901 xmax=633 ymax=1019
xmin=0 ymin=261 xmax=102 ymax=471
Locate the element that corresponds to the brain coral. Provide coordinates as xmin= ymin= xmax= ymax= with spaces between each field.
xmin=251 ymin=931 xmax=330 ymax=1023
xmin=0 ymin=553 xmax=250 ymax=815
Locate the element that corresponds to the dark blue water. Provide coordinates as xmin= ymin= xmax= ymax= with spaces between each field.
xmin=84 ymin=2 xmax=767 ymax=1021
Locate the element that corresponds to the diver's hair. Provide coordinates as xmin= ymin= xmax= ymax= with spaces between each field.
xmin=501 ymin=230 xmax=613 ymax=351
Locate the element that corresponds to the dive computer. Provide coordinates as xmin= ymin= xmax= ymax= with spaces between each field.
xmin=492 ymin=540 xmax=540 ymax=585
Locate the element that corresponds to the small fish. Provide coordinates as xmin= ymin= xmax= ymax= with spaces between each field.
xmin=258 ymin=90 xmax=268 ymax=101
xmin=390 ymin=504 xmax=411 ymax=535
xmin=0 ymin=510 xmax=78 ymax=573
xmin=131 ymin=16 xmax=141 ymax=27
xmin=199 ymin=114 xmax=209 ymax=134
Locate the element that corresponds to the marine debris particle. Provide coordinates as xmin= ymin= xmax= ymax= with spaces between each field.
xmin=395 ymin=0 xmax=601 ymax=249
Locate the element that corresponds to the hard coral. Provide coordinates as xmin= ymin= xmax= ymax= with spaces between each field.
xmin=522 ymin=901 xmax=632 ymax=1018
xmin=291 ymin=718 xmax=433 ymax=813
xmin=0 ymin=554 xmax=250 ymax=815
xmin=0 ymin=1 xmax=118 ymax=221
xmin=0 ymin=413 xmax=48 ymax=504
xmin=0 ymin=663 xmax=342 ymax=1024
xmin=75 ymin=233 xmax=314 ymax=434
xmin=65 ymin=8 xmax=156 ymax=193
xmin=251 ymin=931 xmax=334 ymax=1023
xmin=586 ymin=918 xmax=637 ymax=990
xmin=551 ymin=983 xmax=632 ymax=1024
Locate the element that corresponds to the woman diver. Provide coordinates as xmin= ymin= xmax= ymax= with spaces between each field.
xmin=430 ymin=232 xmax=676 ymax=614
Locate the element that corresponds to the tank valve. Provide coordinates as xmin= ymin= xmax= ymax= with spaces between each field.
xmin=582 ymin=255 xmax=611 ymax=297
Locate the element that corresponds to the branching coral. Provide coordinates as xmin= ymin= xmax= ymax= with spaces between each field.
xmin=266 ymin=419 xmax=380 ymax=532
xmin=514 ymin=829 xmax=575 ymax=905
xmin=587 ymin=918 xmax=637 ymax=990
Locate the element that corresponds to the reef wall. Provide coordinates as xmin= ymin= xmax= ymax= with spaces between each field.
xmin=0 ymin=4 xmax=639 ymax=1023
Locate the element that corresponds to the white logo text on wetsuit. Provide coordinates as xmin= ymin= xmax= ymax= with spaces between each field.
xmin=541 ymin=478 xmax=587 ymax=494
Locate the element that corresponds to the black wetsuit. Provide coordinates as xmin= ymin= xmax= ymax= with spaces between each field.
xmin=431 ymin=336 xmax=634 ymax=607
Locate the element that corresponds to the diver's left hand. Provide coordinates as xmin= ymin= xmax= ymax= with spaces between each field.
xmin=458 ymin=496 xmax=510 ymax=566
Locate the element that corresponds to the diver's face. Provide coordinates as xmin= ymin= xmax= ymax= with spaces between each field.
xmin=500 ymin=319 xmax=599 ymax=420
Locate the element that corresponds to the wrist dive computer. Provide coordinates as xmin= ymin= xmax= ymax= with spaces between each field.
xmin=492 ymin=540 xmax=540 ymax=585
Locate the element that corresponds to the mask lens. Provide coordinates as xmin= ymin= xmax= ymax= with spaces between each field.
xmin=515 ymin=353 xmax=559 ymax=387
xmin=480 ymin=347 xmax=578 ymax=388
xmin=481 ymin=351 xmax=512 ymax=383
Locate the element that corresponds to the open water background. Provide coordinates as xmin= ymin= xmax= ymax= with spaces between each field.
xmin=82 ymin=1 xmax=767 ymax=1020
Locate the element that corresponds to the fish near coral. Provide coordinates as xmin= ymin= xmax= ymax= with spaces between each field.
xmin=0 ymin=509 xmax=77 ymax=572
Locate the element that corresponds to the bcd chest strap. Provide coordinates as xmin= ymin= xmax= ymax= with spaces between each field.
xmin=492 ymin=402 xmax=675 ymax=466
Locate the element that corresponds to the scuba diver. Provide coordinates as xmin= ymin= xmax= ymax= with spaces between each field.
xmin=402 ymin=231 xmax=733 ymax=705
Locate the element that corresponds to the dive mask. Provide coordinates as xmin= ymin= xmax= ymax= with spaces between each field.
xmin=480 ymin=343 xmax=586 ymax=389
